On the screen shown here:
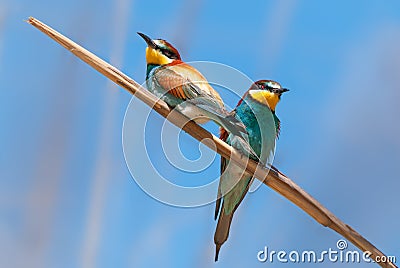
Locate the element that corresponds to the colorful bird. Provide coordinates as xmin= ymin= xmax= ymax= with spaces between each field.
xmin=214 ymin=80 xmax=289 ymax=261
xmin=137 ymin=32 xmax=246 ymax=136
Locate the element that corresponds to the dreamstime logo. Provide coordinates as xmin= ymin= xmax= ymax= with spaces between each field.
xmin=336 ymin=239 xmax=347 ymax=250
xmin=122 ymin=61 xmax=277 ymax=207
xmin=257 ymin=239 xmax=397 ymax=264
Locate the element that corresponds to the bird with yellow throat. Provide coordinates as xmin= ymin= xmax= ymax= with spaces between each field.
xmin=214 ymin=80 xmax=288 ymax=261
xmin=138 ymin=32 xmax=246 ymax=136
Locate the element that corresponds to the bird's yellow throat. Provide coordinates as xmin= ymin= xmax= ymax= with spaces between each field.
xmin=249 ymin=90 xmax=280 ymax=111
xmin=145 ymin=47 xmax=173 ymax=65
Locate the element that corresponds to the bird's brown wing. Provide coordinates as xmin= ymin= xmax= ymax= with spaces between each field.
xmin=153 ymin=65 xmax=201 ymax=101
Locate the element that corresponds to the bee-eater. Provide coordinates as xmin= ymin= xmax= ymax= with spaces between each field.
xmin=214 ymin=80 xmax=289 ymax=261
xmin=137 ymin=32 xmax=246 ymax=136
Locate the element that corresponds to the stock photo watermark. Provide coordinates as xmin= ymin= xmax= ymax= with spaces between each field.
xmin=257 ymin=239 xmax=397 ymax=264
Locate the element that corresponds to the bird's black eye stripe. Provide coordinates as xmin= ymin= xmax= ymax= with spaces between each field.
xmin=162 ymin=49 xmax=172 ymax=57
xmin=160 ymin=48 xmax=177 ymax=59
xmin=260 ymin=85 xmax=279 ymax=93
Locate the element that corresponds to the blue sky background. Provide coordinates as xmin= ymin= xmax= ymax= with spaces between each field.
xmin=1 ymin=0 xmax=400 ymax=267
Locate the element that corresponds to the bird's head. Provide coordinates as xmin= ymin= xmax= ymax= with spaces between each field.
xmin=247 ymin=80 xmax=289 ymax=111
xmin=138 ymin=32 xmax=181 ymax=66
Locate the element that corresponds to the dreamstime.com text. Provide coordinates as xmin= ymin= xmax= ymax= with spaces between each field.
xmin=257 ymin=239 xmax=396 ymax=264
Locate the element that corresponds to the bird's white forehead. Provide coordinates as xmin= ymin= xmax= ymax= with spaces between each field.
xmin=266 ymin=81 xmax=281 ymax=89
xmin=153 ymin=40 xmax=164 ymax=46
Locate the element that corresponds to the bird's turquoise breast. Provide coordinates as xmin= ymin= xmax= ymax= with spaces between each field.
xmin=146 ymin=64 xmax=159 ymax=79
xmin=234 ymin=97 xmax=278 ymax=164
xmin=219 ymin=96 xmax=279 ymax=216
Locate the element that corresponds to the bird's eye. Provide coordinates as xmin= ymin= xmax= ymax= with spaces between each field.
xmin=160 ymin=48 xmax=176 ymax=59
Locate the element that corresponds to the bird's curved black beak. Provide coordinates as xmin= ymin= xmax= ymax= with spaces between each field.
xmin=279 ymin=88 xmax=289 ymax=94
xmin=137 ymin=32 xmax=157 ymax=49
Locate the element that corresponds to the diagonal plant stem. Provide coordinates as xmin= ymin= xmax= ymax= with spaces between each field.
xmin=27 ymin=17 xmax=397 ymax=268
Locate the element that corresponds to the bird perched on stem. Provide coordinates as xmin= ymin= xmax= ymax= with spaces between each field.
xmin=137 ymin=32 xmax=246 ymax=136
xmin=214 ymin=80 xmax=289 ymax=261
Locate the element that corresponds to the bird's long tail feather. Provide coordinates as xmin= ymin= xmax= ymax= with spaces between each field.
xmin=214 ymin=175 xmax=253 ymax=261
xmin=214 ymin=207 xmax=234 ymax=262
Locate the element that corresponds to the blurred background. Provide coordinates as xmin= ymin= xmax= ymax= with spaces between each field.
xmin=1 ymin=0 xmax=399 ymax=267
